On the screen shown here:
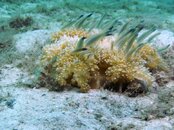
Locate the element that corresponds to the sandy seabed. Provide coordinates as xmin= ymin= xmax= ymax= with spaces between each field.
xmin=0 ymin=0 xmax=174 ymax=129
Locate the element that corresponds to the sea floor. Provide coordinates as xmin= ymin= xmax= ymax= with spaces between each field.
xmin=0 ymin=65 xmax=174 ymax=130
xmin=0 ymin=0 xmax=174 ymax=130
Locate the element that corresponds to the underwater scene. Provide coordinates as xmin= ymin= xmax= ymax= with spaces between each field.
xmin=0 ymin=0 xmax=174 ymax=129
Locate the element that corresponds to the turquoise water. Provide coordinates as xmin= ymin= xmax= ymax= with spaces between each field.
xmin=1 ymin=0 xmax=174 ymax=30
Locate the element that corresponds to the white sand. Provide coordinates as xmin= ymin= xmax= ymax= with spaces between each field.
xmin=0 ymin=64 xmax=174 ymax=130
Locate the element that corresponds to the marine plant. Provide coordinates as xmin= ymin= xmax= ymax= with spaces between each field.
xmin=51 ymin=29 xmax=89 ymax=42
xmin=9 ymin=16 xmax=33 ymax=29
xmin=40 ymin=14 xmax=168 ymax=94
